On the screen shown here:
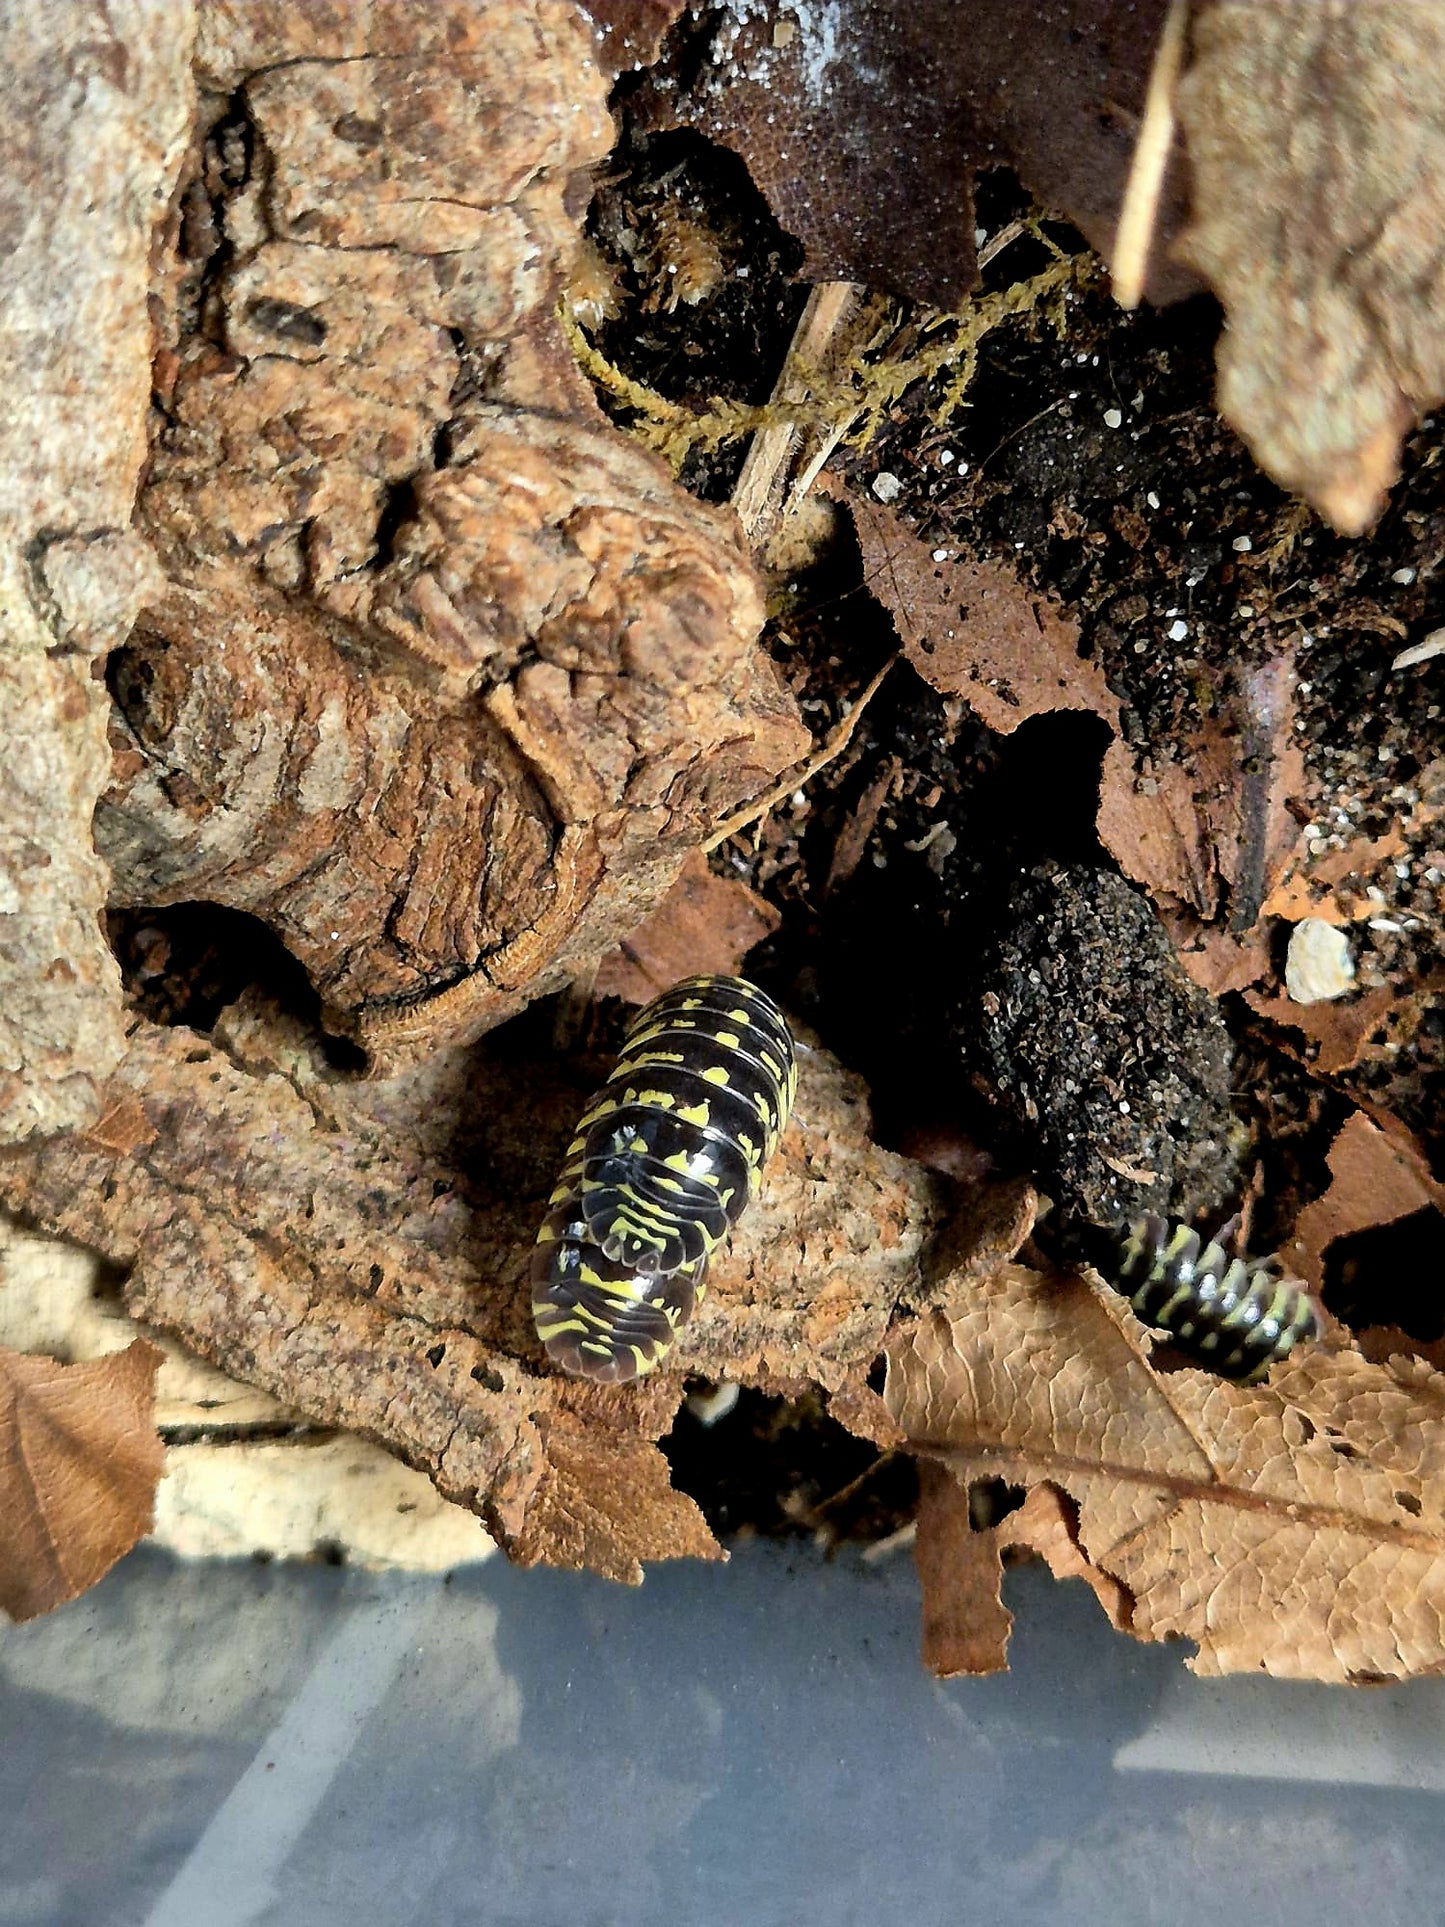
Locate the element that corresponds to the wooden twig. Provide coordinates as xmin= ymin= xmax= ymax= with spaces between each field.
xmin=1111 ymin=0 xmax=1189 ymax=309
xmin=731 ymin=280 xmax=864 ymax=543
xmin=703 ymin=652 xmax=899 ymax=851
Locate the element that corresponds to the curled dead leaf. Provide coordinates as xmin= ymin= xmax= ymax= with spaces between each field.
xmin=0 ymin=1340 xmax=165 ymax=1623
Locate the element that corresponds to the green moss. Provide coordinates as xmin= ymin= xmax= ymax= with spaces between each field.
xmin=561 ymin=238 xmax=1095 ymax=477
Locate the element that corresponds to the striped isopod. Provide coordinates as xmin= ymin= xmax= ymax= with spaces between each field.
xmin=1114 ymin=1213 xmax=1320 ymax=1381
xmin=532 ymin=975 xmax=797 ymax=1383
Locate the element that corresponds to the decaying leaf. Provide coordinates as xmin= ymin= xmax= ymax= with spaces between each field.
xmin=888 ymin=1260 xmax=1445 ymax=1681
xmin=0 ymin=5 xmax=190 ymax=1141
xmin=1097 ymin=652 xmax=1306 ymax=968
xmin=1288 ymin=1110 xmax=1445 ymax=1292
xmin=914 ymin=1463 xmax=1129 ymax=1677
xmin=845 ymin=490 xmax=1118 ymax=737
xmin=0 ymin=994 xmax=942 ymax=1584
xmin=1176 ymin=1 xmax=1445 ymax=533
xmin=846 ymin=482 xmax=1309 ymax=1010
xmin=638 ymin=0 xmax=1192 ymax=310
xmin=0 ymin=1339 xmax=165 ymax=1623
xmin=593 ymin=850 xmax=780 ymax=1003
xmin=578 ymin=0 xmax=687 ymax=76
xmin=1244 ymin=985 xmax=1401 ymax=1078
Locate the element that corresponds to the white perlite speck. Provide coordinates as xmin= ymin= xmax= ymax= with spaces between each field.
xmin=871 ymin=471 xmax=902 ymax=503
xmin=1285 ymin=918 xmax=1356 ymax=1005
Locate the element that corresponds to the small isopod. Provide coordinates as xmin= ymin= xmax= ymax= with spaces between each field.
xmin=532 ymin=975 xmax=796 ymax=1383
xmin=1113 ymin=1213 xmax=1320 ymax=1381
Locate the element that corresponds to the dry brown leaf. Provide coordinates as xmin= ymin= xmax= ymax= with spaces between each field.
xmin=1244 ymin=986 xmax=1401 ymax=1078
xmin=593 ymin=851 xmax=780 ymax=1004
xmin=1159 ymin=914 xmax=1273 ymax=997
xmin=0 ymin=1339 xmax=165 ymax=1622
xmin=1177 ymin=2 xmax=1445 ymax=533
xmin=0 ymin=7 xmax=189 ymax=1140
xmin=638 ymin=1 xmax=1192 ymax=309
xmin=846 ymin=472 xmax=1303 ymax=1007
xmin=915 ymin=1465 xmax=1130 ymax=1676
xmin=888 ymin=1259 xmax=1445 ymax=1681
xmin=578 ymin=0 xmax=686 ymax=76
xmin=914 ymin=1459 xmax=1014 ymax=1677
xmin=1264 ymin=830 xmax=1410 ymax=927
xmin=1098 ymin=654 xmax=1306 ymax=942
xmin=845 ymin=489 xmax=1119 ymax=737
xmin=1288 ymin=1110 xmax=1445 ymax=1292
xmin=0 ymin=995 xmax=942 ymax=1582
xmin=99 ymin=1 xmax=808 ymax=1068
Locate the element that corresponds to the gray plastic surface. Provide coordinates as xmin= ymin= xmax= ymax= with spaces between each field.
xmin=3 ymin=1539 xmax=1445 ymax=1927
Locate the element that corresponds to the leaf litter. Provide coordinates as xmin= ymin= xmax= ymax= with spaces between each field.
xmin=2 ymin=0 xmax=1443 ymax=1688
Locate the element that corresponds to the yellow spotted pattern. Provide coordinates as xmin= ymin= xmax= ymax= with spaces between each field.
xmin=531 ymin=975 xmax=796 ymax=1383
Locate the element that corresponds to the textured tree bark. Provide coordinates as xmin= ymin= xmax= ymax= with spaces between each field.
xmin=0 ymin=0 xmax=192 ymax=1141
xmin=97 ymin=0 xmax=808 ymax=1066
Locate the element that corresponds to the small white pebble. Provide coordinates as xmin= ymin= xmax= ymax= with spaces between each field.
xmin=1392 ymin=628 xmax=1445 ymax=670
xmin=1103 ymin=406 xmax=1123 ymax=429
xmin=932 ymin=547 xmax=948 ymax=562
xmin=1238 ymin=604 xmax=1255 ymax=618
xmin=1167 ymin=618 xmax=1189 ymax=642
xmin=1146 ymin=491 xmax=1160 ymax=510
xmin=1392 ymin=566 xmax=1416 ymax=585
xmin=871 ymin=471 xmax=902 ymax=503
xmin=685 ymin=1381 xmax=741 ymax=1427
xmin=938 ymin=449 xmax=955 ymax=465
xmin=1286 ymin=919 xmax=1356 ymax=1005
xmin=1232 ymin=535 xmax=1252 ymax=552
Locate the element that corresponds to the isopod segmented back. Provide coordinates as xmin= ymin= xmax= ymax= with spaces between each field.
xmin=1115 ymin=1213 xmax=1320 ymax=1382
xmin=532 ymin=975 xmax=796 ymax=1384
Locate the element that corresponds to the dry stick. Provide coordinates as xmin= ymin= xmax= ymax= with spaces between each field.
xmin=716 ymin=222 xmax=1048 ymax=849
xmin=731 ymin=279 xmax=864 ymax=543
xmin=749 ymin=225 xmax=1039 ymax=532
xmin=1111 ymin=0 xmax=1189 ymax=310
xmin=702 ymin=651 xmax=899 ymax=852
